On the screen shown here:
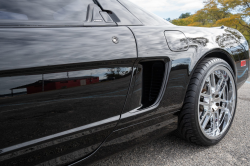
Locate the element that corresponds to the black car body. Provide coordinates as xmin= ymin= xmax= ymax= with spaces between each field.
xmin=0 ymin=0 xmax=249 ymax=165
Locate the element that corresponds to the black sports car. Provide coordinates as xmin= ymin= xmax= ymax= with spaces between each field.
xmin=0 ymin=0 xmax=249 ymax=165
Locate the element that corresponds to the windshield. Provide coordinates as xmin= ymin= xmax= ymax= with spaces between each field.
xmin=0 ymin=0 xmax=94 ymax=21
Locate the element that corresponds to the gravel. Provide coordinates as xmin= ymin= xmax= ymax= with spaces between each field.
xmin=92 ymin=79 xmax=250 ymax=166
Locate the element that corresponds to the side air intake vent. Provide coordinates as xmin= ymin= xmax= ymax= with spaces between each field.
xmin=141 ymin=61 xmax=165 ymax=108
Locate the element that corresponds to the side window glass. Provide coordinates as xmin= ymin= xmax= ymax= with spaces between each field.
xmin=0 ymin=0 xmax=94 ymax=21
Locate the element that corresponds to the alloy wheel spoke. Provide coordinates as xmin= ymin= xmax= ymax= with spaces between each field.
xmin=216 ymin=77 xmax=224 ymax=92
xmin=212 ymin=114 xmax=217 ymax=135
xmin=200 ymin=93 xmax=210 ymax=98
xmin=199 ymin=101 xmax=210 ymax=107
xmin=215 ymin=111 xmax=220 ymax=132
xmin=202 ymin=113 xmax=212 ymax=129
xmin=207 ymin=76 xmax=213 ymax=95
xmin=219 ymin=107 xmax=225 ymax=121
xmin=210 ymin=72 xmax=216 ymax=88
xmin=200 ymin=110 xmax=209 ymax=124
xmin=219 ymin=83 xmax=227 ymax=98
xmin=219 ymin=115 xmax=225 ymax=128
xmin=214 ymin=98 xmax=227 ymax=103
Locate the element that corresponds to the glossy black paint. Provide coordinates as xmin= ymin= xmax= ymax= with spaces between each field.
xmin=0 ymin=27 xmax=137 ymax=165
xmin=73 ymin=113 xmax=178 ymax=166
xmin=164 ymin=31 xmax=189 ymax=51
xmin=0 ymin=27 xmax=136 ymax=71
xmin=74 ymin=23 xmax=250 ymax=165
xmin=0 ymin=71 xmax=129 ymax=164
xmin=0 ymin=0 xmax=249 ymax=166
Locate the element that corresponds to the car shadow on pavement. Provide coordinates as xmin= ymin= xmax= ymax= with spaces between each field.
xmin=91 ymin=131 xmax=210 ymax=166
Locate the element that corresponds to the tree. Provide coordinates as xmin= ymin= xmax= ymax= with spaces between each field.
xmin=171 ymin=0 xmax=250 ymax=43
xmin=165 ymin=18 xmax=171 ymax=22
xmin=217 ymin=0 xmax=250 ymax=40
xmin=179 ymin=12 xmax=192 ymax=19
xmin=171 ymin=16 xmax=194 ymax=26
xmin=218 ymin=0 xmax=250 ymax=20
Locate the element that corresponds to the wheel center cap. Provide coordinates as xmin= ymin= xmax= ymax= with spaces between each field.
xmin=211 ymin=97 xmax=218 ymax=112
xmin=211 ymin=104 xmax=217 ymax=112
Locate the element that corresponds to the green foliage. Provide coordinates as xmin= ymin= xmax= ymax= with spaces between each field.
xmin=165 ymin=18 xmax=171 ymax=22
xmin=171 ymin=0 xmax=250 ymax=43
xmin=179 ymin=12 xmax=192 ymax=19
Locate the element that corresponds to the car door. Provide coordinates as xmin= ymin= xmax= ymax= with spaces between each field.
xmin=0 ymin=0 xmax=140 ymax=165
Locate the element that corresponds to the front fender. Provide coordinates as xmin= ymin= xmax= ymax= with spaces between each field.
xmin=128 ymin=25 xmax=248 ymax=117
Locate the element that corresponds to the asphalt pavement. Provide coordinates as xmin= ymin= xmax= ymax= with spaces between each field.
xmin=92 ymin=79 xmax=250 ymax=166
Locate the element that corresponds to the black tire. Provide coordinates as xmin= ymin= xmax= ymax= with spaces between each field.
xmin=177 ymin=58 xmax=237 ymax=146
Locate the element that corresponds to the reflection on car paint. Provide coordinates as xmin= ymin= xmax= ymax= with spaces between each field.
xmin=70 ymin=112 xmax=178 ymax=166
xmin=0 ymin=66 xmax=134 ymax=165
xmin=164 ymin=31 xmax=189 ymax=51
xmin=0 ymin=25 xmax=138 ymax=166
xmin=0 ymin=2 xmax=249 ymax=165
xmin=0 ymin=67 xmax=132 ymax=99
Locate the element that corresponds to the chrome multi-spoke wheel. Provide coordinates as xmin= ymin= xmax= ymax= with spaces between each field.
xmin=198 ymin=66 xmax=236 ymax=139
xmin=178 ymin=58 xmax=237 ymax=146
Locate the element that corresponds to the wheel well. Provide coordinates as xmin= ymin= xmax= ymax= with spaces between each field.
xmin=204 ymin=51 xmax=236 ymax=76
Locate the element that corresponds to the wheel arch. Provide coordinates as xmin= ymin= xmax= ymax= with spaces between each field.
xmin=190 ymin=49 xmax=237 ymax=81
